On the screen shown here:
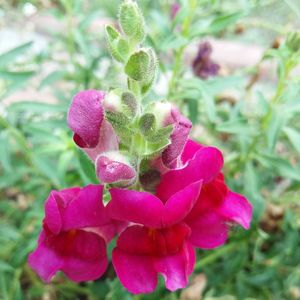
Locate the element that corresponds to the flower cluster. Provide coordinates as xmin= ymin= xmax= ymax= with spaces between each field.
xmin=29 ymin=0 xmax=252 ymax=295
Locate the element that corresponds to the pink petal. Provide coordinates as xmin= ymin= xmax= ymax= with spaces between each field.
xmin=186 ymin=175 xmax=228 ymax=221
xmin=157 ymin=146 xmax=224 ymax=201
xmin=154 ymin=241 xmax=195 ymax=291
xmin=107 ymin=189 xmax=164 ymax=228
xmin=187 ymin=211 xmax=228 ymax=249
xmin=96 ymin=155 xmax=136 ymax=184
xmin=61 ymin=230 xmax=108 ymax=282
xmin=84 ymin=120 xmax=119 ymax=161
xmin=162 ymin=109 xmax=192 ymax=168
xmin=181 ymin=139 xmax=204 ymax=164
xmin=28 ymin=230 xmax=62 ymax=282
xmin=62 ymin=185 xmax=111 ymax=231
xmin=112 ymin=248 xmax=157 ymax=294
xmin=117 ymin=225 xmax=154 ymax=255
xmin=108 ymin=181 xmax=202 ymax=228
xmin=163 ymin=180 xmax=202 ymax=226
xmin=217 ymin=191 xmax=253 ymax=229
xmin=67 ymin=90 xmax=105 ymax=148
xmin=45 ymin=187 xmax=80 ymax=234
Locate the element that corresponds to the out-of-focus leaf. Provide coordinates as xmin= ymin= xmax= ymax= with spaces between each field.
xmin=244 ymin=161 xmax=264 ymax=220
xmin=8 ymin=101 xmax=68 ymax=113
xmin=256 ymin=154 xmax=300 ymax=181
xmin=217 ymin=119 xmax=255 ymax=135
xmin=283 ymin=127 xmax=300 ymax=154
xmin=0 ymin=41 xmax=33 ymax=68
xmin=77 ymin=149 xmax=98 ymax=184
xmin=188 ymin=98 xmax=199 ymax=124
xmin=0 ymin=130 xmax=12 ymax=172
xmin=0 ymin=261 xmax=13 ymax=272
xmin=39 ymin=70 xmax=66 ymax=90
xmin=267 ymin=107 xmax=284 ymax=151
xmin=32 ymin=155 xmax=62 ymax=188
xmin=208 ymin=11 xmax=246 ymax=33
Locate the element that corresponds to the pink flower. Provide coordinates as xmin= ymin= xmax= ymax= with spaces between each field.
xmin=96 ymin=152 xmax=136 ymax=185
xmin=162 ymin=107 xmax=192 ymax=169
xmin=171 ymin=3 xmax=181 ymax=19
xmin=29 ymin=185 xmax=115 ymax=282
xmin=151 ymin=102 xmax=192 ymax=170
xmin=192 ymin=42 xmax=220 ymax=79
xmin=107 ymin=181 xmax=202 ymax=294
xmin=67 ymin=90 xmax=135 ymax=184
xmin=156 ymin=139 xmax=253 ymax=249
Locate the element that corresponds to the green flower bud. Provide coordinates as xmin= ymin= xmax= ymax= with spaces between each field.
xmin=139 ymin=113 xmax=156 ymax=136
xmin=105 ymin=25 xmax=129 ymax=63
xmin=119 ymin=0 xmax=146 ymax=43
xmin=125 ymin=48 xmax=157 ymax=85
xmin=121 ymin=91 xmax=138 ymax=117
xmin=286 ymin=31 xmax=300 ymax=52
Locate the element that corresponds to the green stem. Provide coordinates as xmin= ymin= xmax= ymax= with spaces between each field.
xmin=168 ymin=0 xmax=197 ymax=99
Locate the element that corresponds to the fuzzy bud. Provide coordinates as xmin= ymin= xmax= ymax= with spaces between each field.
xmin=119 ymin=0 xmax=146 ymax=43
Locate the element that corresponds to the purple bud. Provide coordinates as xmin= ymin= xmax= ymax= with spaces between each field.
xmin=96 ymin=152 xmax=136 ymax=185
xmin=171 ymin=3 xmax=181 ymax=19
xmin=192 ymin=42 xmax=220 ymax=79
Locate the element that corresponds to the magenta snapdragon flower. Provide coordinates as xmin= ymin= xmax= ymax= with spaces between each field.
xmin=105 ymin=139 xmax=252 ymax=293
xmin=67 ymin=90 xmax=136 ymax=184
xmin=157 ymin=140 xmax=252 ymax=248
xmin=107 ymin=180 xmax=202 ymax=294
xmin=28 ymin=185 xmax=117 ymax=282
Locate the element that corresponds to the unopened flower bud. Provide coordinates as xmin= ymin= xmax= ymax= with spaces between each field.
xmin=119 ymin=0 xmax=146 ymax=43
xmin=96 ymin=151 xmax=136 ymax=186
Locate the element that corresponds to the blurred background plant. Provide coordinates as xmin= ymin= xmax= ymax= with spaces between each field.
xmin=0 ymin=0 xmax=300 ymax=299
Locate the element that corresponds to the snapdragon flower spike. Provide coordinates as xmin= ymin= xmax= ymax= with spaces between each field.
xmin=67 ymin=89 xmax=119 ymax=161
xmin=157 ymin=139 xmax=253 ymax=249
xmin=29 ymin=185 xmax=114 ymax=282
xmin=107 ymin=180 xmax=203 ymax=294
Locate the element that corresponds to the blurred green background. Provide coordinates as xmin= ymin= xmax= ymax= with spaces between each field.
xmin=0 ymin=0 xmax=300 ymax=299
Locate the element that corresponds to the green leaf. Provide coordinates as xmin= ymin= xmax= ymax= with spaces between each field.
xmin=208 ymin=11 xmax=246 ymax=33
xmin=8 ymin=101 xmax=68 ymax=113
xmin=77 ymin=150 xmax=98 ymax=184
xmin=256 ymin=154 xmax=300 ymax=181
xmin=0 ymin=131 xmax=12 ymax=172
xmin=105 ymin=25 xmax=128 ymax=63
xmin=267 ymin=107 xmax=284 ymax=151
xmin=0 ymin=41 xmax=33 ymax=68
xmin=244 ymin=161 xmax=264 ymax=220
xmin=283 ymin=127 xmax=300 ymax=154
xmin=39 ymin=70 xmax=66 ymax=90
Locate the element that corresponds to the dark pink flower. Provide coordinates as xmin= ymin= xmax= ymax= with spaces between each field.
xmin=29 ymin=185 xmax=115 ymax=282
xmin=68 ymin=90 xmax=106 ymax=149
xmin=162 ymin=107 xmax=192 ymax=169
xmin=107 ymin=180 xmax=202 ymax=294
xmin=96 ymin=152 xmax=136 ymax=185
xmin=171 ymin=3 xmax=181 ymax=19
xmin=151 ymin=102 xmax=192 ymax=170
xmin=192 ymin=42 xmax=220 ymax=79
xmin=157 ymin=139 xmax=253 ymax=249
xmin=67 ymin=90 xmax=136 ymax=185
